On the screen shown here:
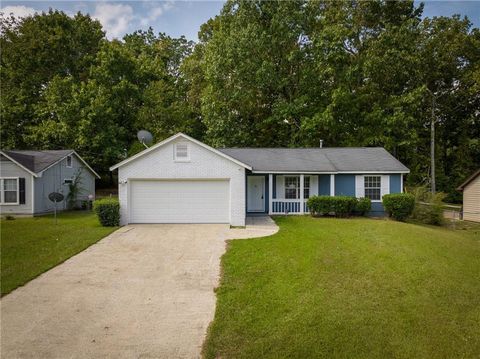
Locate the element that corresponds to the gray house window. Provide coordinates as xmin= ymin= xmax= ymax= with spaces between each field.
xmin=364 ymin=176 xmax=381 ymax=201
xmin=66 ymin=155 xmax=72 ymax=168
xmin=1 ymin=178 xmax=19 ymax=204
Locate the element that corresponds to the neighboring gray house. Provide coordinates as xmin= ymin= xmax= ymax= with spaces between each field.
xmin=110 ymin=133 xmax=409 ymax=226
xmin=0 ymin=150 xmax=99 ymax=216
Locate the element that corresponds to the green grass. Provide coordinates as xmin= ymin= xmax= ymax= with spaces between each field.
xmin=1 ymin=211 xmax=117 ymax=295
xmin=204 ymin=216 xmax=480 ymax=359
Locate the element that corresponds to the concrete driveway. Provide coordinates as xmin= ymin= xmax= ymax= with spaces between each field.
xmin=1 ymin=224 xmax=231 ymax=359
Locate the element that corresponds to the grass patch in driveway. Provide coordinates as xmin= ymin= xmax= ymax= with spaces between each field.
xmin=1 ymin=211 xmax=117 ymax=295
xmin=204 ymin=216 xmax=480 ymax=359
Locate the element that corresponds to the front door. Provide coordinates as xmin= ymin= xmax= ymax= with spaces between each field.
xmin=247 ymin=176 xmax=265 ymax=212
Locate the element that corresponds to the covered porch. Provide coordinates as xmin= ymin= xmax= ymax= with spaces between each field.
xmin=246 ymin=173 xmax=336 ymax=215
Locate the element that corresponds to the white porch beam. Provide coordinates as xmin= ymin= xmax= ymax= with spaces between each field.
xmin=330 ymin=174 xmax=335 ymax=196
xmin=268 ymin=174 xmax=273 ymax=215
xmin=300 ymin=174 xmax=304 ymax=214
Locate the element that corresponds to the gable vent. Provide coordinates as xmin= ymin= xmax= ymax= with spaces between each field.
xmin=175 ymin=143 xmax=190 ymax=161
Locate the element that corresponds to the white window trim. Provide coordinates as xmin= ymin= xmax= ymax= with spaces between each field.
xmin=66 ymin=155 xmax=73 ymax=168
xmin=0 ymin=177 xmax=20 ymax=205
xmin=174 ymin=142 xmax=190 ymax=162
xmin=283 ymin=175 xmax=311 ymax=199
xmin=303 ymin=175 xmax=311 ymax=199
xmin=364 ymin=175 xmax=382 ymax=202
xmin=284 ymin=175 xmax=300 ymax=199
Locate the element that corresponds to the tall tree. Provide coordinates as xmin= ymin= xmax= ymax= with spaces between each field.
xmin=0 ymin=10 xmax=104 ymax=148
xmin=189 ymin=0 xmax=479 ymax=196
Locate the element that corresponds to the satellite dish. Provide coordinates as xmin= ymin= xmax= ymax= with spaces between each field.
xmin=137 ymin=130 xmax=153 ymax=148
xmin=48 ymin=192 xmax=64 ymax=202
xmin=48 ymin=192 xmax=64 ymax=225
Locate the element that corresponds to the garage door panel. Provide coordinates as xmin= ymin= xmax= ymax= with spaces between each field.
xmin=130 ymin=180 xmax=229 ymax=223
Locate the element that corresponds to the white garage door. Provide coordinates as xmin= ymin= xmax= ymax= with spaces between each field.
xmin=129 ymin=180 xmax=230 ymax=223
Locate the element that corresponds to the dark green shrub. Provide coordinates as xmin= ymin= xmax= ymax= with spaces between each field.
xmin=355 ymin=197 xmax=372 ymax=216
xmin=93 ymin=198 xmax=120 ymax=226
xmin=307 ymin=196 xmax=330 ymax=216
xmin=382 ymin=193 xmax=415 ymax=221
xmin=333 ymin=196 xmax=358 ymax=217
xmin=307 ymin=196 xmax=357 ymax=217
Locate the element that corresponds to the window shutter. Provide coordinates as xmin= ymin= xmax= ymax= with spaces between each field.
xmin=355 ymin=175 xmax=364 ymax=198
xmin=381 ymin=175 xmax=390 ymax=199
xmin=19 ymin=178 xmax=26 ymax=204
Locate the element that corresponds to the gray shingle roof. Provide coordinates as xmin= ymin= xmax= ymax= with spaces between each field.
xmin=218 ymin=147 xmax=409 ymax=173
xmin=2 ymin=150 xmax=74 ymax=173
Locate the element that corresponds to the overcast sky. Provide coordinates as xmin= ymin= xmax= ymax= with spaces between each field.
xmin=1 ymin=1 xmax=479 ymax=41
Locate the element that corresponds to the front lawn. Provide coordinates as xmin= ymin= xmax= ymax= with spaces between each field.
xmin=204 ymin=216 xmax=480 ymax=358
xmin=1 ymin=211 xmax=117 ymax=295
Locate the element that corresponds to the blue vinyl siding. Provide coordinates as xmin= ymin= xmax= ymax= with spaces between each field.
xmin=335 ymin=175 xmax=355 ymax=196
xmin=318 ymin=175 xmax=330 ymax=195
xmin=370 ymin=202 xmax=385 ymax=215
xmin=389 ymin=174 xmax=402 ymax=193
xmin=369 ymin=174 xmax=401 ymax=216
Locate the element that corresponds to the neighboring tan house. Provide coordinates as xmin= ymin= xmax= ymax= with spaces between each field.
xmin=0 ymin=150 xmax=99 ymax=216
xmin=457 ymin=169 xmax=480 ymax=223
xmin=110 ymin=133 xmax=409 ymax=226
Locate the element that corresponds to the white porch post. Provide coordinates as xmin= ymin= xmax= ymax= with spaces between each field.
xmin=268 ymin=174 xmax=273 ymax=215
xmin=300 ymin=174 xmax=304 ymax=214
xmin=330 ymin=174 xmax=335 ymax=196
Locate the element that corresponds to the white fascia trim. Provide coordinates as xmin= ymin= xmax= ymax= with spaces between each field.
xmin=338 ymin=170 xmax=410 ymax=174
xmin=252 ymin=171 xmax=337 ymax=174
xmin=31 ymin=175 xmax=35 ymax=213
xmin=37 ymin=151 xmax=100 ymax=179
xmin=109 ymin=132 xmax=252 ymax=171
xmin=252 ymin=170 xmax=409 ymax=174
xmin=127 ymin=177 xmax=231 ymax=181
xmin=0 ymin=151 xmax=39 ymax=177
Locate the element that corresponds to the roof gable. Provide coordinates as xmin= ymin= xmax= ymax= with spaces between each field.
xmin=109 ymin=133 xmax=252 ymax=171
xmin=0 ymin=152 xmax=38 ymax=177
xmin=0 ymin=150 xmax=100 ymax=178
xmin=457 ymin=169 xmax=480 ymax=191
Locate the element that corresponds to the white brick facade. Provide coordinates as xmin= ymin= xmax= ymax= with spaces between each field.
xmin=117 ymin=137 xmax=246 ymax=226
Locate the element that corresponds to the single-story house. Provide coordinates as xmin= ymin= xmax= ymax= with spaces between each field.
xmin=457 ymin=169 xmax=480 ymax=223
xmin=0 ymin=150 xmax=99 ymax=216
xmin=110 ymin=133 xmax=409 ymax=226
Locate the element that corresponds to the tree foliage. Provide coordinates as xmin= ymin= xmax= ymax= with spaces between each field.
xmin=1 ymin=2 xmax=479 ymax=195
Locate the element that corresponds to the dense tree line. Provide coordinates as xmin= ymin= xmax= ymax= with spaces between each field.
xmin=1 ymin=1 xmax=479 ymax=199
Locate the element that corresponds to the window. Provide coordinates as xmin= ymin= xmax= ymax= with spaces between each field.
xmin=285 ymin=176 xmax=299 ymax=199
xmin=174 ymin=142 xmax=190 ymax=161
xmin=64 ymin=179 xmax=73 ymax=185
xmin=66 ymin=155 xmax=72 ymax=168
xmin=284 ymin=176 xmax=311 ymax=199
xmin=1 ymin=178 xmax=19 ymax=204
xmin=364 ymin=176 xmax=381 ymax=201
xmin=304 ymin=176 xmax=310 ymax=199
